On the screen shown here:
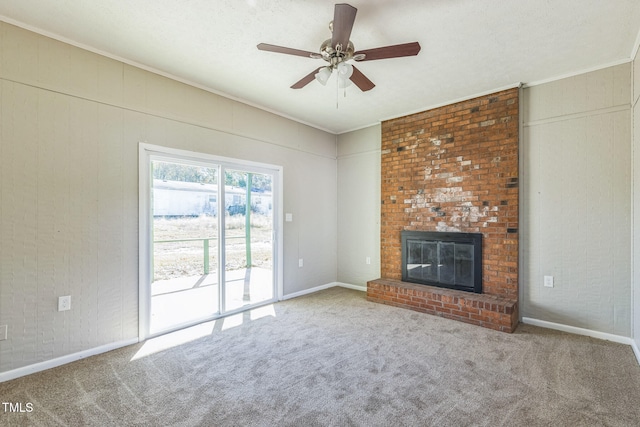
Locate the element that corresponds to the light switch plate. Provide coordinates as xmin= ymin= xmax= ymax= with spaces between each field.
xmin=543 ymin=276 xmax=554 ymax=288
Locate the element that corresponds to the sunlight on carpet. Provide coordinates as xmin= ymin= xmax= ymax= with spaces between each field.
xmin=133 ymin=304 xmax=276 ymax=360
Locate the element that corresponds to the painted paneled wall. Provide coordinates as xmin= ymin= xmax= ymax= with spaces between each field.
xmin=336 ymin=125 xmax=381 ymax=287
xmin=0 ymin=22 xmax=337 ymax=373
xmin=522 ymin=64 xmax=632 ymax=336
xmin=633 ymin=48 xmax=640 ymax=349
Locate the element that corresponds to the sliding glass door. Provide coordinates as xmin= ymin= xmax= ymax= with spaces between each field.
xmin=149 ymin=160 xmax=221 ymax=334
xmin=139 ymin=145 xmax=281 ymax=338
xmin=223 ymin=170 xmax=274 ymax=312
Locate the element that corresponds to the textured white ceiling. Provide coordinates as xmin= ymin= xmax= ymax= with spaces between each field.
xmin=1 ymin=0 xmax=639 ymax=134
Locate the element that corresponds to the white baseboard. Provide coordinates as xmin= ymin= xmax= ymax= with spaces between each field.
xmin=0 ymin=338 xmax=139 ymax=383
xmin=281 ymin=282 xmax=336 ymax=300
xmin=522 ymin=317 xmax=639 ymax=365
xmin=282 ymin=281 xmax=367 ymax=301
xmin=632 ymin=340 xmax=640 ymax=366
xmin=334 ymin=282 xmax=367 ymax=292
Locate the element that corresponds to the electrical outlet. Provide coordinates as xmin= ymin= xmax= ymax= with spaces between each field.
xmin=298 ymin=258 xmax=304 ymax=268
xmin=0 ymin=325 xmax=7 ymax=341
xmin=58 ymin=295 xmax=71 ymax=311
xmin=543 ymin=276 xmax=554 ymax=288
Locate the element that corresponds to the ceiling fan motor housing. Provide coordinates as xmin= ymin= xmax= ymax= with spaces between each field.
xmin=320 ymin=39 xmax=355 ymax=67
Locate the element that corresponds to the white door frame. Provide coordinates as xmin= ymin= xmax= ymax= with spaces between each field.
xmin=138 ymin=143 xmax=284 ymax=341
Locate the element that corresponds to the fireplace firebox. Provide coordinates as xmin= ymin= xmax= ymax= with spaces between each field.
xmin=401 ymin=231 xmax=482 ymax=293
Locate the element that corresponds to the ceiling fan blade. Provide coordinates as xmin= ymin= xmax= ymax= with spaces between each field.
xmin=291 ymin=67 xmax=324 ymax=89
xmin=331 ymin=4 xmax=357 ymax=50
xmin=350 ymin=65 xmax=375 ymax=91
xmin=354 ymin=42 xmax=421 ymax=61
xmin=257 ymin=43 xmax=317 ymax=58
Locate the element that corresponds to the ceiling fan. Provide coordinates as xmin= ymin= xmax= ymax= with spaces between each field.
xmin=257 ymin=3 xmax=421 ymax=92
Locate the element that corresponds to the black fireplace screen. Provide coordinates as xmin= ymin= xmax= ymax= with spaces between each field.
xmin=401 ymin=231 xmax=482 ymax=293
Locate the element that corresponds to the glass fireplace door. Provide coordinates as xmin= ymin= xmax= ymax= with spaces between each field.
xmin=402 ymin=231 xmax=482 ymax=293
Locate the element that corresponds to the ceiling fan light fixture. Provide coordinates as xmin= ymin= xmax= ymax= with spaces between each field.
xmin=337 ymin=61 xmax=353 ymax=79
xmin=315 ymin=66 xmax=332 ymax=85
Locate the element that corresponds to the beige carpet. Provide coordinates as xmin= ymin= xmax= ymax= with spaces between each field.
xmin=1 ymin=287 xmax=639 ymax=426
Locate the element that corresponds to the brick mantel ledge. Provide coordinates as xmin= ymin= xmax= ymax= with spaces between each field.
xmin=367 ymin=279 xmax=518 ymax=333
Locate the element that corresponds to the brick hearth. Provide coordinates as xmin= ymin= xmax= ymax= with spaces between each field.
xmin=367 ymin=279 xmax=518 ymax=333
xmin=369 ymin=88 xmax=519 ymax=332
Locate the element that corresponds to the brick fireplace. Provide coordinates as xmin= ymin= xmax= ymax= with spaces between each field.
xmin=367 ymin=88 xmax=519 ymax=332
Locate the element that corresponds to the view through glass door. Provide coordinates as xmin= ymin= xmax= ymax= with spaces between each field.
xmin=223 ymin=170 xmax=274 ymax=312
xmin=150 ymin=160 xmax=220 ymax=334
xmin=146 ymin=156 xmax=276 ymax=336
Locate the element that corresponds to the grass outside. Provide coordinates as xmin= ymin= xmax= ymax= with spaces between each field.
xmin=153 ymin=214 xmax=272 ymax=280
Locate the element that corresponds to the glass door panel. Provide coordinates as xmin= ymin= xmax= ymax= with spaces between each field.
xmin=439 ymin=242 xmax=455 ymax=285
xmin=150 ymin=160 xmax=219 ymax=334
xmin=223 ymin=170 xmax=274 ymax=312
xmin=454 ymin=244 xmax=474 ymax=287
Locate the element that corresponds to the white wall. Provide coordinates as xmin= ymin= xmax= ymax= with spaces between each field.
xmin=336 ymin=125 xmax=381 ymax=287
xmin=522 ymin=64 xmax=632 ymax=336
xmin=0 ymin=22 xmax=337 ymax=373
